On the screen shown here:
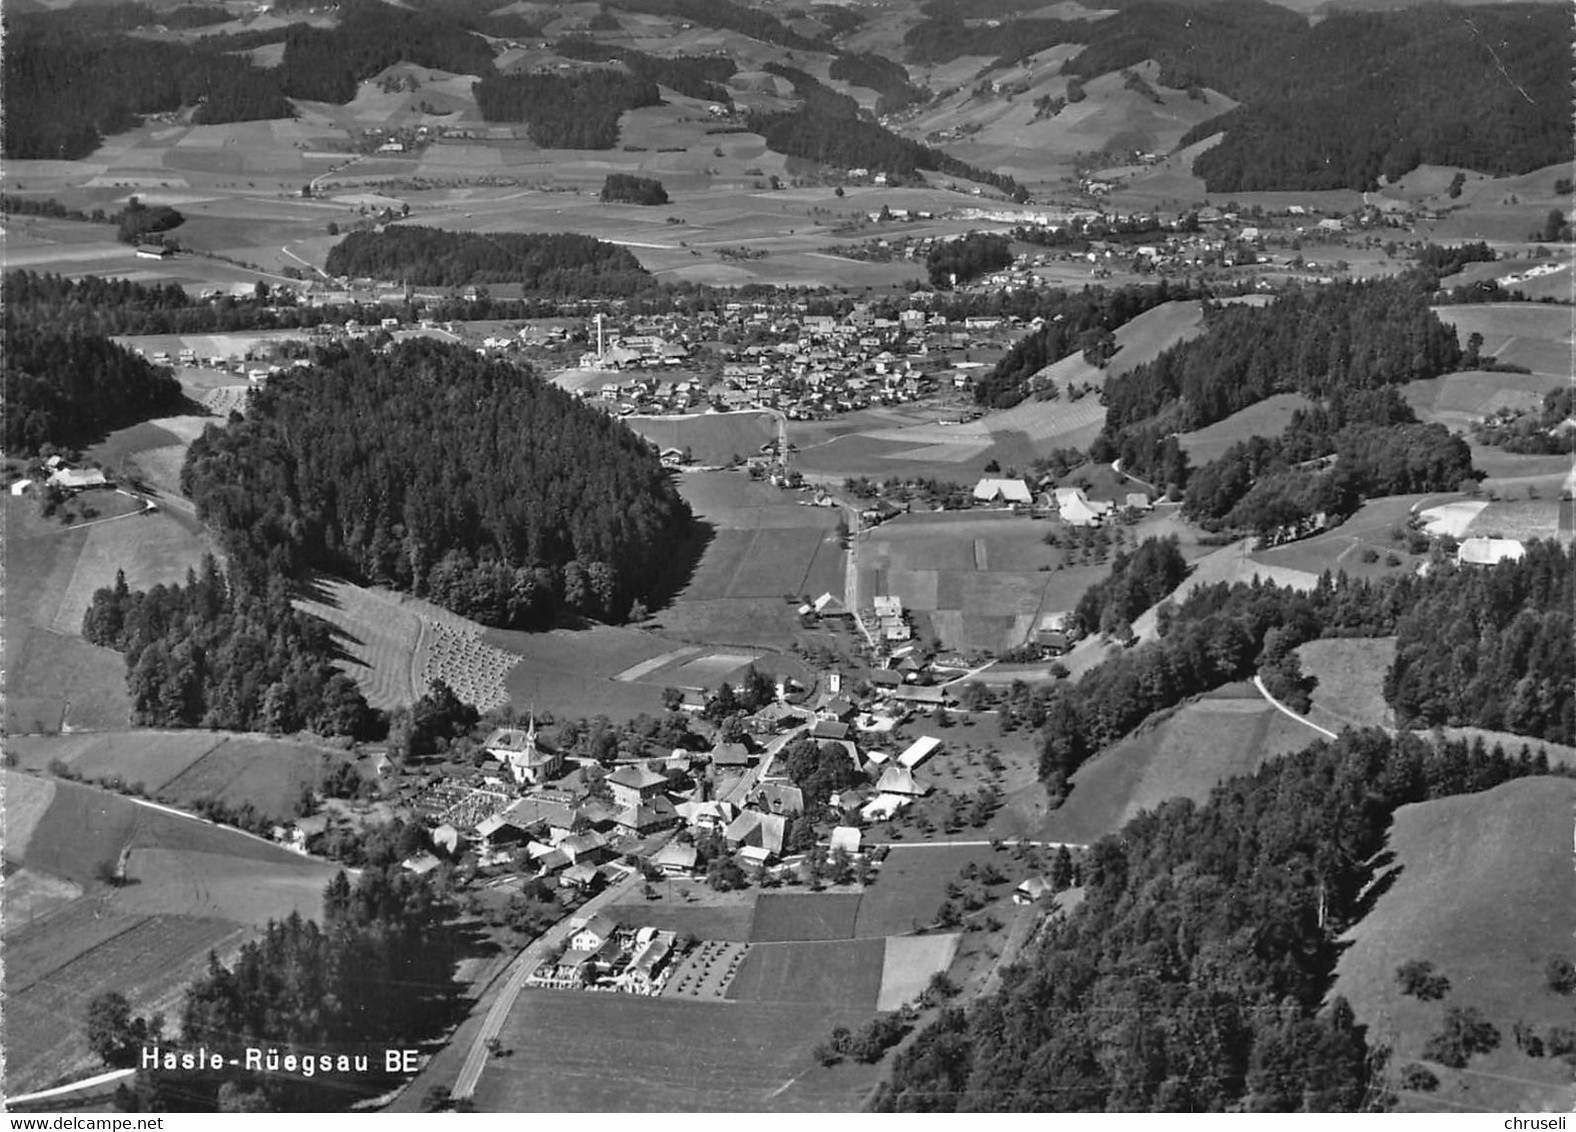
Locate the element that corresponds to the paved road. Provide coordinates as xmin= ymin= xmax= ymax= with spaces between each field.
xmin=450 ymin=870 xmax=643 ymax=1101
xmin=716 ymin=721 xmax=811 ymax=807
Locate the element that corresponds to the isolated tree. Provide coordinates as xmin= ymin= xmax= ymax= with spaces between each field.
xmin=1399 ymin=1063 xmax=1439 ymax=1092
xmin=1422 ymin=1006 xmax=1500 ymax=1068
xmin=1396 ymin=959 xmax=1451 ymax=1001
xmin=1545 ymin=955 xmax=1576 ymax=995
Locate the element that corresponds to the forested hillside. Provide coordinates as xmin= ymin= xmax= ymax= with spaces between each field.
xmin=2 ymin=0 xmax=496 ymax=159
xmin=1099 ymin=282 xmax=1461 ymax=443
xmin=876 ymin=728 xmax=1567 ymax=1111
xmin=1178 ymin=387 xmax=1475 ymax=537
xmin=1387 ymin=541 xmax=1573 ymax=744
xmin=901 ymin=0 xmax=1570 ymax=190
xmin=1030 ymin=537 xmax=1570 ymax=801
xmin=82 ymin=558 xmax=378 ymax=736
xmin=3 ymin=317 xmax=186 ymax=452
xmin=1181 ymin=6 xmax=1573 ymax=190
xmin=323 ymin=227 xmax=655 ymax=291
xmin=180 ymin=339 xmax=693 ymax=627
xmin=973 ymin=281 xmax=1203 ymax=409
xmin=553 ymin=36 xmax=736 ymax=101
xmin=3 ymin=7 xmax=289 ymax=158
xmin=472 ymin=68 xmax=660 ymax=148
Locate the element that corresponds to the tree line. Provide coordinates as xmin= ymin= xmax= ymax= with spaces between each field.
xmin=1177 ymin=387 xmax=1475 ymax=536
xmin=4 ymin=315 xmax=186 ymax=453
xmin=1387 ymin=539 xmax=1572 ymax=744
xmin=472 ymin=67 xmax=660 ymax=148
xmin=827 ymin=51 xmax=927 ymax=115
xmin=876 ymin=726 xmax=1568 ymax=1111
xmin=1098 ymin=281 xmax=1461 ymax=445
xmin=81 ymin=558 xmax=378 ymax=737
xmin=973 ymin=280 xmax=1204 ymax=409
xmin=553 ymin=35 xmax=736 ymax=102
xmin=600 ymin=173 xmax=670 ymax=206
xmin=323 ymin=226 xmax=656 ymax=292
xmin=179 ymin=338 xmax=694 ymax=627
xmin=927 ymin=232 xmax=1013 ymax=289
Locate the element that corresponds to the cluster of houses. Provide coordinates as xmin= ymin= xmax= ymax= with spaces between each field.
xmin=11 ymin=456 xmax=112 ymax=497
xmin=534 ymin=301 xmax=1025 ymax=421
xmin=372 ymin=660 xmax=970 ymax=898
xmin=531 ymin=916 xmax=679 ymax=994
xmin=970 ymin=479 xmax=1152 ymax=526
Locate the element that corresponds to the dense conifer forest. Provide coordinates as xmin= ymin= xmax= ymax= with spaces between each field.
xmin=553 ymin=36 xmax=736 ymax=101
xmin=4 ymin=317 xmax=186 ymax=452
xmin=1387 ymin=540 xmax=1573 ymax=743
xmin=600 ymin=173 xmax=671 ymax=205
xmin=472 ymin=67 xmax=660 ymax=148
xmin=82 ymin=559 xmax=379 ymax=736
xmin=927 ymin=232 xmax=1013 ymax=288
xmin=322 ymin=227 xmax=656 ymax=292
xmin=1098 ymin=282 xmax=1461 ymax=444
xmin=876 ymin=727 xmax=1567 ymax=1112
xmin=1177 ymin=387 xmax=1476 ymax=535
xmin=827 ymin=51 xmax=927 ymax=115
xmin=179 ymin=339 xmax=693 ymax=628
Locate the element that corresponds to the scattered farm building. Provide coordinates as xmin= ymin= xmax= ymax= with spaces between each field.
xmin=47 ymin=467 xmax=109 ymax=492
xmin=1015 ymin=876 xmax=1054 ymax=904
xmin=973 ymin=478 xmax=1033 ymax=506
xmin=897 ymin=735 xmax=943 ymax=769
xmin=1054 ymin=487 xmax=1113 ymax=526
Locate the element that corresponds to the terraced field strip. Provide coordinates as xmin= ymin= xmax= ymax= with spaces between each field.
xmin=293 ymin=579 xmax=423 ymax=710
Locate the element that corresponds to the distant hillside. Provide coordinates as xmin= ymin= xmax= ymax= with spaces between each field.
xmin=900 ymin=0 xmax=1571 ymax=190
xmin=2 ymin=0 xmax=496 ymax=158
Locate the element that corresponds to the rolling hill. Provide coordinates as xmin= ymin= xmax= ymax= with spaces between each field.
xmin=1330 ymin=775 xmax=1576 ymax=1112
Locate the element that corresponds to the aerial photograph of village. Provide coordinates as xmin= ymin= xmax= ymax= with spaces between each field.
xmin=1 ymin=0 xmax=1572 ymax=1116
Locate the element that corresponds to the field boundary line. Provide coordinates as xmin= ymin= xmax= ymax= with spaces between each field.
xmin=1252 ymin=675 xmax=1339 ymax=740
xmin=152 ymin=734 xmax=235 ymax=796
